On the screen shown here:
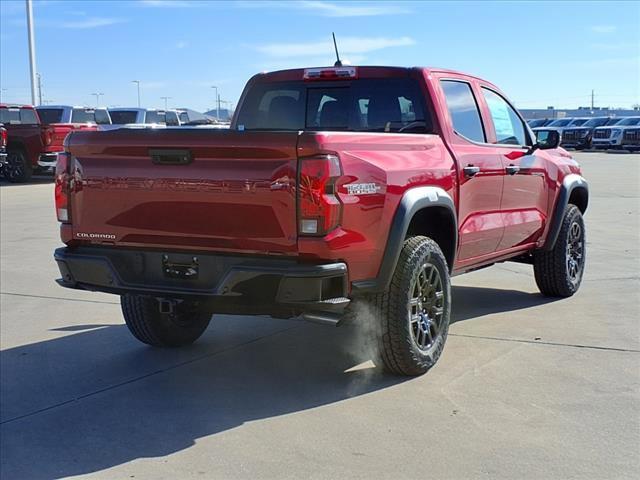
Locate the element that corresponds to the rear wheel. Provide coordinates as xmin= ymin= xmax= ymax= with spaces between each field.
xmin=4 ymin=147 xmax=32 ymax=183
xmin=121 ymin=294 xmax=212 ymax=347
xmin=366 ymin=236 xmax=451 ymax=376
xmin=534 ymin=204 xmax=585 ymax=297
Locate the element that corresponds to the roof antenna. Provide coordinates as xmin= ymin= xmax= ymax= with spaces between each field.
xmin=332 ymin=32 xmax=342 ymax=67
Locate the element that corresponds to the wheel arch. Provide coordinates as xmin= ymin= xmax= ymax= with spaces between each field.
xmin=543 ymin=174 xmax=589 ymax=251
xmin=351 ymin=186 xmax=457 ymax=294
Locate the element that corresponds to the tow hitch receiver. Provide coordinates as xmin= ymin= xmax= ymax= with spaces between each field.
xmin=162 ymin=254 xmax=199 ymax=279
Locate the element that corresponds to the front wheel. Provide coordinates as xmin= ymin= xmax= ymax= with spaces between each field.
xmin=121 ymin=295 xmax=212 ymax=347
xmin=534 ymin=204 xmax=586 ymax=297
xmin=367 ymin=236 xmax=452 ymax=376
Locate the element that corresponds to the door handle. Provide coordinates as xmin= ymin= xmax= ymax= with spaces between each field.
xmin=505 ymin=164 xmax=520 ymax=175
xmin=463 ymin=165 xmax=480 ymax=178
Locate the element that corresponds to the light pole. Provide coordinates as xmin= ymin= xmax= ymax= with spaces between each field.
xmin=160 ymin=96 xmax=172 ymax=110
xmin=26 ymin=0 xmax=38 ymax=105
xmin=131 ymin=80 xmax=141 ymax=107
xmin=211 ymin=85 xmax=219 ymax=120
xmin=91 ymin=93 xmax=104 ymax=107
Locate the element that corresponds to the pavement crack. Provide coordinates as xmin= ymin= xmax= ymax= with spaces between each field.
xmin=449 ymin=333 xmax=640 ymax=353
xmin=0 ymin=292 xmax=119 ymax=305
xmin=0 ymin=323 xmax=302 ymax=426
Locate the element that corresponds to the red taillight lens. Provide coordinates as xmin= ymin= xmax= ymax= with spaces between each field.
xmin=298 ymin=154 xmax=343 ymax=235
xmin=55 ymin=152 xmax=71 ymax=223
xmin=44 ymin=127 xmax=53 ymax=146
xmin=0 ymin=128 xmax=6 ymax=148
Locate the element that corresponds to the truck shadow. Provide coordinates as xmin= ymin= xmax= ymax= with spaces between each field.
xmin=0 ymin=317 xmax=405 ymax=480
xmin=1 ymin=285 xmax=556 ymax=479
xmin=451 ymin=285 xmax=559 ymax=324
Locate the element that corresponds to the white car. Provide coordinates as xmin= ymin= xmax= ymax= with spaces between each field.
xmin=592 ymin=117 xmax=640 ymax=149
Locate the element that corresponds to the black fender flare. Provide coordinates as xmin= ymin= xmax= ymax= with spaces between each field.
xmin=351 ymin=186 xmax=457 ymax=294
xmin=543 ymin=174 xmax=589 ymax=251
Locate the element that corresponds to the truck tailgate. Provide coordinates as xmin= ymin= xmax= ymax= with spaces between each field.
xmin=67 ymin=129 xmax=299 ymax=254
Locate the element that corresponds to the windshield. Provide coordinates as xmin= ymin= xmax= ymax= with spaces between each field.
xmin=606 ymin=118 xmax=623 ymax=125
xmin=582 ymin=118 xmax=609 ymax=128
xmin=618 ymin=117 xmax=640 ymax=126
xmin=109 ymin=110 xmax=139 ymax=124
xmin=236 ymin=78 xmax=430 ymax=133
xmin=570 ymin=119 xmax=588 ymax=126
xmin=548 ymin=119 xmax=571 ymax=127
xmin=36 ymin=108 xmax=64 ymax=124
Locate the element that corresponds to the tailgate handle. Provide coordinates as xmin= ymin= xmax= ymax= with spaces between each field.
xmin=149 ymin=149 xmax=193 ymax=165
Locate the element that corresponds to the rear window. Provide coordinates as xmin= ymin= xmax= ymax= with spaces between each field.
xmin=236 ymin=78 xmax=430 ymax=133
xmin=71 ymin=108 xmax=99 ymax=124
xmin=145 ymin=111 xmax=166 ymax=124
xmin=109 ymin=110 xmax=139 ymax=124
xmin=0 ymin=108 xmax=21 ymax=124
xmin=37 ymin=108 xmax=64 ymax=124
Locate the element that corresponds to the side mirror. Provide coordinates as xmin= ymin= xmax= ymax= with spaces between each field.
xmin=535 ymin=129 xmax=560 ymax=150
xmin=525 ymin=129 xmax=560 ymax=155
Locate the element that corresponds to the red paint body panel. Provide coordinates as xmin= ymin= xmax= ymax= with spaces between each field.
xmin=60 ymin=66 xmax=583 ymax=286
xmin=43 ymin=123 xmax=97 ymax=153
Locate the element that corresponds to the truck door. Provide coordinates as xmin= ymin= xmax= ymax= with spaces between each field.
xmin=478 ymin=87 xmax=548 ymax=251
xmin=438 ymin=79 xmax=505 ymax=262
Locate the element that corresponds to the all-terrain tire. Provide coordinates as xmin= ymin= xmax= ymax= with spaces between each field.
xmin=367 ymin=236 xmax=452 ymax=376
xmin=121 ymin=294 xmax=212 ymax=347
xmin=4 ymin=147 xmax=32 ymax=183
xmin=534 ymin=204 xmax=585 ymax=297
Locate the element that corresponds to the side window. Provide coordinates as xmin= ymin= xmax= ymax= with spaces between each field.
xmin=481 ymin=88 xmax=527 ymax=146
xmin=165 ymin=111 xmax=180 ymax=126
xmin=94 ymin=109 xmax=111 ymax=125
xmin=20 ymin=108 xmax=39 ymax=124
xmin=440 ymin=80 xmax=485 ymax=143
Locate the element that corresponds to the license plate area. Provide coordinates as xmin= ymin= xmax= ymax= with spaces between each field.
xmin=162 ymin=254 xmax=199 ymax=279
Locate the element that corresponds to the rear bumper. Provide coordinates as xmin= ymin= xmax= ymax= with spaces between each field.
xmin=38 ymin=152 xmax=62 ymax=168
xmin=54 ymin=246 xmax=350 ymax=319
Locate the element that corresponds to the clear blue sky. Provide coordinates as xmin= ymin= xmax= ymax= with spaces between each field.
xmin=1 ymin=0 xmax=638 ymax=112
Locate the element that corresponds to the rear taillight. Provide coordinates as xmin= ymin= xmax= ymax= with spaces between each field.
xmin=0 ymin=128 xmax=6 ymax=148
xmin=43 ymin=127 xmax=53 ymax=146
xmin=55 ymin=152 xmax=71 ymax=223
xmin=298 ymin=154 xmax=343 ymax=236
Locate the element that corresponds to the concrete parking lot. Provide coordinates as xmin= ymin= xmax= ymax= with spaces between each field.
xmin=1 ymin=152 xmax=638 ymax=479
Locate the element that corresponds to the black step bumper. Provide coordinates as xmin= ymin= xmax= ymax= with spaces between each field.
xmin=54 ymin=246 xmax=349 ymax=319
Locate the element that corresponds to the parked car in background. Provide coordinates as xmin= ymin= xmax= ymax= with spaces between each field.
xmin=53 ymin=65 xmax=588 ymax=377
xmin=35 ymin=106 xmax=111 ymax=170
xmin=527 ymin=118 xmax=554 ymax=128
xmin=592 ymin=117 xmax=640 ymax=150
xmin=107 ymin=108 xmax=180 ymax=127
xmin=0 ymin=104 xmax=45 ymax=182
xmin=561 ymin=116 xmax=616 ymax=150
xmin=621 ymin=124 xmax=640 ymax=151
xmin=0 ymin=124 xmax=7 ymax=171
xmin=533 ymin=117 xmax=589 ymax=137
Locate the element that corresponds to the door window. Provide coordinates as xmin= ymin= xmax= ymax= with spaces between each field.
xmin=481 ymin=88 xmax=527 ymax=146
xmin=440 ymin=80 xmax=485 ymax=143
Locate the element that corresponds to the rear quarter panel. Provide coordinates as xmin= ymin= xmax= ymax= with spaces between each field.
xmin=297 ymin=131 xmax=455 ymax=282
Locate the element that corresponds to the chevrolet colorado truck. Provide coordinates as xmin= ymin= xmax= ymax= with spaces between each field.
xmin=36 ymin=106 xmax=111 ymax=170
xmin=1 ymin=104 xmax=44 ymax=182
xmin=53 ymin=66 xmax=588 ymax=376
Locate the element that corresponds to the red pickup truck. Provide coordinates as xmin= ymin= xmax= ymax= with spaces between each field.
xmin=36 ymin=105 xmax=110 ymax=170
xmin=53 ymin=66 xmax=588 ymax=376
xmin=0 ymin=104 xmax=44 ymax=182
